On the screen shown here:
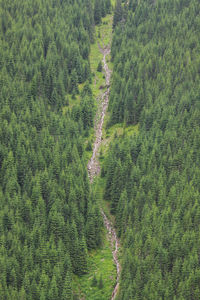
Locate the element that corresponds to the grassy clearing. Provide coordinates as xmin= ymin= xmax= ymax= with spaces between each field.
xmin=90 ymin=14 xmax=113 ymax=98
xmin=100 ymin=121 xmax=139 ymax=156
xmin=96 ymin=15 xmax=113 ymax=48
xmin=62 ymin=83 xmax=84 ymax=113
xmin=73 ymin=236 xmax=116 ymax=300
xmin=111 ymin=0 xmax=116 ymax=7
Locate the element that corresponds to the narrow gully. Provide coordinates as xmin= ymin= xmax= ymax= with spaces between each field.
xmin=87 ymin=40 xmax=121 ymax=300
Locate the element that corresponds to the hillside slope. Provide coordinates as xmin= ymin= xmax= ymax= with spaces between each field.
xmin=103 ymin=0 xmax=200 ymax=299
xmin=0 ymin=0 xmax=112 ymax=298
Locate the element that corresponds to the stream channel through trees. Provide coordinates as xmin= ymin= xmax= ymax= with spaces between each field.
xmin=87 ymin=41 xmax=121 ymax=300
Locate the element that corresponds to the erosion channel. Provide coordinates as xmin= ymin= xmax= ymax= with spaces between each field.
xmin=87 ymin=40 xmax=121 ymax=300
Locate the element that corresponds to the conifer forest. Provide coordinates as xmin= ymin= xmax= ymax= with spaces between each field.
xmin=0 ymin=0 xmax=200 ymax=299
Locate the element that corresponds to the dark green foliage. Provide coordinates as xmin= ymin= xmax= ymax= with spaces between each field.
xmin=86 ymin=140 xmax=92 ymax=151
xmin=86 ymin=197 xmax=103 ymax=250
xmin=81 ymin=97 xmax=95 ymax=129
xmin=0 ymin=0 xmax=106 ymax=298
xmin=104 ymin=0 xmax=200 ymax=299
xmin=91 ymin=274 xmax=98 ymax=287
xmin=62 ymin=272 xmax=73 ymax=300
xmin=94 ymin=0 xmax=102 ymax=25
xmin=94 ymin=0 xmax=112 ymax=25
xmin=113 ymin=0 xmax=123 ymax=29
xmin=97 ymin=61 xmax=103 ymax=72
xmin=110 ymin=0 xmax=200 ymax=127
xmin=105 ymin=0 xmax=112 ymax=14
xmin=70 ymin=70 xmax=79 ymax=94
xmin=98 ymin=274 xmax=104 ymax=289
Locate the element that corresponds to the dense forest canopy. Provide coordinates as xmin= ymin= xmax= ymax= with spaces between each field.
xmin=0 ymin=0 xmax=111 ymax=299
xmin=103 ymin=0 xmax=200 ymax=299
xmin=1 ymin=0 xmax=200 ymax=298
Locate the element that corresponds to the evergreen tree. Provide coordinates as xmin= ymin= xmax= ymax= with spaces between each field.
xmin=48 ymin=276 xmax=59 ymax=300
xmin=62 ymin=272 xmax=72 ymax=300
xmin=0 ymin=0 xmax=104 ymax=298
xmin=94 ymin=0 xmax=102 ymax=25
xmin=76 ymin=237 xmax=88 ymax=275
xmin=97 ymin=61 xmax=102 ymax=72
xmin=98 ymin=274 xmax=104 ymax=289
xmin=91 ymin=274 xmax=98 ymax=287
xmin=113 ymin=0 xmax=123 ymax=29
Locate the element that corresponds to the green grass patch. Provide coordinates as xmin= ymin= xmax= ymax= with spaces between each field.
xmin=89 ymin=37 xmax=105 ymax=99
xmin=100 ymin=122 xmax=139 ymax=156
xmin=73 ymin=236 xmax=116 ymax=300
xmin=89 ymin=13 xmax=113 ymax=99
xmin=90 ymin=40 xmax=103 ymax=74
xmin=111 ymin=0 xmax=116 ymax=7
xmin=126 ymin=123 xmax=139 ymax=136
xmin=96 ymin=15 xmax=113 ymax=48
xmin=62 ymin=82 xmax=85 ymax=112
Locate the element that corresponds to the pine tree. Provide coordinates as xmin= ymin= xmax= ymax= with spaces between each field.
xmin=98 ymin=274 xmax=104 ymax=289
xmin=101 ymin=1 xmax=106 ymax=18
xmin=86 ymin=217 xmax=96 ymax=250
xmin=48 ymin=276 xmax=59 ymax=300
xmin=111 ymin=160 xmax=123 ymax=214
xmin=105 ymin=0 xmax=111 ymax=14
xmin=91 ymin=274 xmax=98 ymax=287
xmin=97 ymin=61 xmax=102 ymax=72
xmin=62 ymin=272 xmax=73 ymax=300
xmin=76 ymin=237 xmax=88 ymax=275
xmin=94 ymin=0 xmax=102 ymax=25
xmin=70 ymin=70 xmax=79 ymax=94
xmin=113 ymin=0 xmax=123 ymax=29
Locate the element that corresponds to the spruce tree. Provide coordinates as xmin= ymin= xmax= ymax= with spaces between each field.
xmin=97 ymin=61 xmax=102 ymax=72
xmin=113 ymin=0 xmax=123 ymax=29
xmin=91 ymin=274 xmax=98 ymax=287
xmin=94 ymin=0 xmax=102 ymax=25
xmin=98 ymin=274 xmax=104 ymax=289
xmin=62 ymin=272 xmax=73 ymax=300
